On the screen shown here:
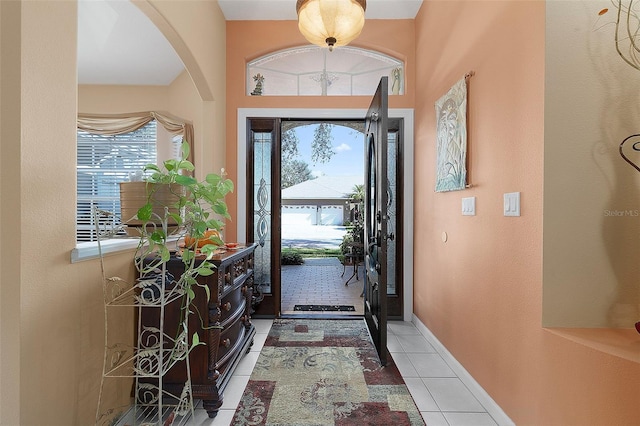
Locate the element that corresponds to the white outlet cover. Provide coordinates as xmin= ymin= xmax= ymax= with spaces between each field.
xmin=462 ymin=197 xmax=476 ymax=216
xmin=504 ymin=192 xmax=520 ymax=216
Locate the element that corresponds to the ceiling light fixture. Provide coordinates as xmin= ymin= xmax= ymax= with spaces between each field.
xmin=296 ymin=0 xmax=366 ymax=52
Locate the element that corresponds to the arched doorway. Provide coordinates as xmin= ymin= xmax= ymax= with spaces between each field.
xmin=237 ymin=109 xmax=414 ymax=321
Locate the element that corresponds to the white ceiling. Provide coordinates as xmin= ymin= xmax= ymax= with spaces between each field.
xmin=218 ymin=0 xmax=423 ymax=20
xmin=77 ymin=0 xmax=423 ymax=86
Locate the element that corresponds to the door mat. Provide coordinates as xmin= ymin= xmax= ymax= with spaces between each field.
xmin=294 ymin=304 xmax=356 ymax=312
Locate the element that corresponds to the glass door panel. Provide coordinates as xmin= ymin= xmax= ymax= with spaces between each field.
xmin=252 ymin=131 xmax=272 ymax=294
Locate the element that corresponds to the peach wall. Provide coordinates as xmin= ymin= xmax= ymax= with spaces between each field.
xmin=79 ymin=72 xmax=195 ymax=166
xmin=142 ymin=0 xmax=228 ymax=181
xmin=414 ymin=1 xmax=640 ymax=425
xmin=78 ymin=2 xmax=227 ymax=423
xmin=0 ymin=0 xmax=227 ymax=424
xmin=80 ymin=1 xmax=228 ymax=181
xmin=78 ymin=84 xmax=170 ymax=113
xmin=79 ymin=70 xmax=222 ymax=176
xmin=20 ymin=1 xmax=84 ymax=423
xmin=1 ymin=1 xmax=89 ymax=423
xmin=76 ymin=83 xmax=179 ymax=423
xmin=225 ymin=19 xmax=415 ymax=240
xmin=5 ymin=1 xmax=638 ymax=424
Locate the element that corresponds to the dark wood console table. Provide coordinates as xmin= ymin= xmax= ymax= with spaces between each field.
xmin=139 ymin=243 xmax=257 ymax=418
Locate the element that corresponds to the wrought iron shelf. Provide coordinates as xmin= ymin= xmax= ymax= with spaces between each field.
xmin=94 ymin=208 xmax=195 ymax=426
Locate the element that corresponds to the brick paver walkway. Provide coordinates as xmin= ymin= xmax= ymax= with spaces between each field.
xmin=281 ymin=257 xmax=364 ymax=315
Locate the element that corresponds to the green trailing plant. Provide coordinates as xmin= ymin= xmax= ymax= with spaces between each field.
xmin=94 ymin=141 xmax=234 ymax=426
xmin=94 ymin=143 xmax=234 ymax=424
xmin=134 ymin=141 xmax=234 ymax=352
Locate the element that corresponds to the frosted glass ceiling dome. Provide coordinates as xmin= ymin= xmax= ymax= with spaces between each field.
xmin=296 ymin=0 xmax=367 ymax=51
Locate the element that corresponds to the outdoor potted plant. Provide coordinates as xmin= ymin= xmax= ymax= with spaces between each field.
xmin=340 ymin=184 xmax=365 ymax=263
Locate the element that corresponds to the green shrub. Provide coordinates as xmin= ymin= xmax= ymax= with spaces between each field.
xmin=281 ymin=250 xmax=304 ymax=265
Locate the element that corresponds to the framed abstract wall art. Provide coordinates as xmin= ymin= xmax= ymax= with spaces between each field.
xmin=434 ymin=76 xmax=469 ymax=192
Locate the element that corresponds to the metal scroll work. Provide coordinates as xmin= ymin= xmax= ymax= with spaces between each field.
xmin=94 ymin=208 xmax=195 ymax=426
xmin=256 ymin=177 xmax=269 ymax=247
xmin=619 ymin=134 xmax=640 ymax=173
xmin=619 ymin=134 xmax=640 ymax=335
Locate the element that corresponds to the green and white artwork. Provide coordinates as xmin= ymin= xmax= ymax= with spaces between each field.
xmin=434 ymin=77 xmax=467 ymax=192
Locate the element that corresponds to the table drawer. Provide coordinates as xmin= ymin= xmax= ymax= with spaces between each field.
xmin=219 ymin=280 xmax=250 ymax=324
xmin=216 ymin=318 xmax=247 ymax=370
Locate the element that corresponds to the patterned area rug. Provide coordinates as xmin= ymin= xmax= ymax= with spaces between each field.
xmin=232 ymin=319 xmax=425 ymax=425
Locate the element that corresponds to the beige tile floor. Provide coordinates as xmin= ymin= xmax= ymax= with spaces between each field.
xmin=188 ymin=259 xmax=507 ymax=425
xmin=189 ymin=319 xmax=505 ymax=426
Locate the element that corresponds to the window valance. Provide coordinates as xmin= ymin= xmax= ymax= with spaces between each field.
xmin=77 ymin=111 xmax=194 ymax=164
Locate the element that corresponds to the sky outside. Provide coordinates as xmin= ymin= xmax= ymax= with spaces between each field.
xmin=293 ymin=123 xmax=365 ymax=177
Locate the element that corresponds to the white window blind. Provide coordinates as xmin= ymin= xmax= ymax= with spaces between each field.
xmin=171 ymin=134 xmax=182 ymax=160
xmin=76 ymin=121 xmax=157 ymax=242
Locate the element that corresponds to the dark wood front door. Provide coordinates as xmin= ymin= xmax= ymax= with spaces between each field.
xmin=364 ymin=77 xmax=389 ymax=365
xmin=245 ymin=111 xmax=403 ymax=323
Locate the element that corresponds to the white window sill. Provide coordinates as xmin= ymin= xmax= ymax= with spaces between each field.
xmin=71 ymin=238 xmax=141 ymax=263
xmin=71 ymin=236 xmax=181 ymax=263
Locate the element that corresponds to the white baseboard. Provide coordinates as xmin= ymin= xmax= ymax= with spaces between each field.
xmin=412 ymin=315 xmax=515 ymax=426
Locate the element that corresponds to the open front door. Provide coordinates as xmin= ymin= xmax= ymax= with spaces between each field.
xmin=364 ymin=77 xmax=389 ymax=365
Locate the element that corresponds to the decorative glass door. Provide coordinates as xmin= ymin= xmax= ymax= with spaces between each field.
xmin=246 ymin=119 xmax=281 ymax=316
xmin=364 ymin=77 xmax=390 ymax=365
xmin=245 ymin=115 xmax=402 ymax=320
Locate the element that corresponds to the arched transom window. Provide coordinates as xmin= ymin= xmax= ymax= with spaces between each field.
xmin=246 ymin=46 xmax=404 ymax=97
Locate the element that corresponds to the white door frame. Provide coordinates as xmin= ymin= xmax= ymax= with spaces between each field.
xmin=236 ymin=108 xmax=414 ymax=321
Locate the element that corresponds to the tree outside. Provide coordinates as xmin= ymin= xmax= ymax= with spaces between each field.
xmin=281 ymin=122 xmax=337 ymax=188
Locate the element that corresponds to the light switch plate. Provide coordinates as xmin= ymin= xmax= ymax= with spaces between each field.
xmin=462 ymin=197 xmax=476 ymax=216
xmin=504 ymin=192 xmax=520 ymax=216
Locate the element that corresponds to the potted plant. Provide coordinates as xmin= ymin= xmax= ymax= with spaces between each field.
xmin=340 ymin=184 xmax=365 ymax=262
xmin=133 ymin=140 xmax=233 ymax=335
xmin=119 ymin=179 xmax=185 ymax=236
xmin=97 ymin=141 xmax=234 ymax=424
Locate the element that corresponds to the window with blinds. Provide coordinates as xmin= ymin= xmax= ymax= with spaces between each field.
xmin=76 ymin=121 xmax=157 ymax=242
